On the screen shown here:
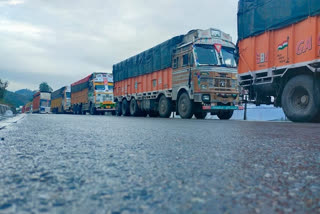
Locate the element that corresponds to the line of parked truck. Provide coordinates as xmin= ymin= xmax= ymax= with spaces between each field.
xmin=22 ymin=0 xmax=320 ymax=122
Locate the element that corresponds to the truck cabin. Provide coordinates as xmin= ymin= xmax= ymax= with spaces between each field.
xmin=172 ymin=28 xmax=238 ymax=96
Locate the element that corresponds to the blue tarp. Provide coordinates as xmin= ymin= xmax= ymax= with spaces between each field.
xmin=238 ymin=0 xmax=320 ymax=40
xmin=113 ymin=35 xmax=183 ymax=82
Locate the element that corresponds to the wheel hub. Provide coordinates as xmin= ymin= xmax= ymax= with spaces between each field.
xmin=292 ymin=87 xmax=309 ymax=109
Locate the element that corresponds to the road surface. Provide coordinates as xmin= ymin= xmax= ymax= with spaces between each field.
xmin=0 ymin=114 xmax=319 ymax=213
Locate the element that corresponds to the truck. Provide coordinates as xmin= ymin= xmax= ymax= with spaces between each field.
xmin=51 ymin=86 xmax=72 ymax=114
xmin=237 ymin=0 xmax=320 ymax=122
xmin=71 ymin=73 xmax=116 ymax=115
xmin=113 ymin=28 xmax=240 ymax=119
xmin=32 ymin=91 xmax=51 ymax=113
xmin=23 ymin=102 xmax=32 ymax=113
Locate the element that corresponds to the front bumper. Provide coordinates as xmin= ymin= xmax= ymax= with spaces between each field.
xmin=95 ymin=102 xmax=116 ymax=111
xmin=202 ymin=105 xmax=243 ymax=110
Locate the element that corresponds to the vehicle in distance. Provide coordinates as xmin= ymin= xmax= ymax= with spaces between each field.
xmin=32 ymin=91 xmax=51 ymax=114
xmin=238 ymin=0 xmax=320 ymax=122
xmin=51 ymin=86 xmax=72 ymax=114
xmin=113 ymin=28 xmax=240 ymax=119
xmin=71 ymin=73 xmax=116 ymax=115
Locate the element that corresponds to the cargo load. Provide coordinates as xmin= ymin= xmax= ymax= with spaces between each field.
xmin=238 ymin=0 xmax=320 ymax=40
xmin=237 ymin=0 xmax=320 ymax=122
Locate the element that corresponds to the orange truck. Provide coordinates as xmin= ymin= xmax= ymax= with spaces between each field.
xmin=238 ymin=0 xmax=320 ymax=122
xmin=113 ymin=28 xmax=240 ymax=119
xmin=71 ymin=73 xmax=115 ymax=115
xmin=32 ymin=91 xmax=51 ymax=113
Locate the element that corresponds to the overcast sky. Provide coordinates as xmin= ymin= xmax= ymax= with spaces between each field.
xmin=0 ymin=0 xmax=238 ymax=91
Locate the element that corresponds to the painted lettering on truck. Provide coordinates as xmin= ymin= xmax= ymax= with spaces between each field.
xmin=238 ymin=0 xmax=320 ymax=123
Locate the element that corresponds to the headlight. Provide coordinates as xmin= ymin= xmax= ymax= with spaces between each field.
xmin=202 ymin=94 xmax=211 ymax=102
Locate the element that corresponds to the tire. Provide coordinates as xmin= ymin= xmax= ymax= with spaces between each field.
xmin=158 ymin=95 xmax=172 ymax=118
xmin=115 ymin=102 xmax=122 ymax=116
xmin=281 ymin=75 xmax=320 ymax=122
xmin=121 ymin=99 xmax=130 ymax=116
xmin=178 ymin=92 xmax=193 ymax=119
xmin=130 ymin=98 xmax=140 ymax=116
xmin=194 ymin=112 xmax=207 ymax=119
xmin=217 ymin=110 xmax=233 ymax=120
xmin=149 ymin=111 xmax=159 ymax=117
xmin=75 ymin=105 xmax=80 ymax=115
xmin=90 ymin=104 xmax=96 ymax=115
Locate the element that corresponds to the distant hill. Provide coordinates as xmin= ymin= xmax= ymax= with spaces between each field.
xmin=15 ymin=89 xmax=35 ymax=98
xmin=3 ymin=90 xmax=35 ymax=108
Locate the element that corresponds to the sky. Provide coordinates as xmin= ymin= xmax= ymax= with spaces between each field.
xmin=0 ymin=0 xmax=238 ymax=91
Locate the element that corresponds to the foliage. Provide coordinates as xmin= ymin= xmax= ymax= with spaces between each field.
xmin=0 ymin=79 xmax=8 ymax=99
xmin=39 ymin=82 xmax=53 ymax=92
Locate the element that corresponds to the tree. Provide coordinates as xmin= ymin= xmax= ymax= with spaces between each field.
xmin=0 ymin=79 xmax=8 ymax=99
xmin=39 ymin=82 xmax=53 ymax=92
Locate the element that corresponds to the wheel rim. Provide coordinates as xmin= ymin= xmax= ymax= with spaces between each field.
xmin=130 ymin=100 xmax=136 ymax=114
xmin=160 ymin=99 xmax=166 ymax=114
xmin=179 ymin=97 xmax=188 ymax=114
xmin=290 ymin=86 xmax=310 ymax=110
xmin=122 ymin=101 xmax=126 ymax=114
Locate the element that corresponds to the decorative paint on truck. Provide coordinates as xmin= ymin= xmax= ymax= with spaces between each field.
xmin=238 ymin=13 xmax=320 ymax=122
xmin=113 ymin=28 xmax=240 ymax=119
xmin=51 ymin=86 xmax=72 ymax=114
xmin=32 ymin=91 xmax=51 ymax=113
xmin=71 ymin=73 xmax=115 ymax=115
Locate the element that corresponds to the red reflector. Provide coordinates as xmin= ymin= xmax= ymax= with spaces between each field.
xmin=214 ymin=43 xmax=222 ymax=53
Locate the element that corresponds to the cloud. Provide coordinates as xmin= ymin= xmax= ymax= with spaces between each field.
xmin=0 ymin=0 xmax=24 ymax=6
xmin=0 ymin=0 xmax=239 ymax=91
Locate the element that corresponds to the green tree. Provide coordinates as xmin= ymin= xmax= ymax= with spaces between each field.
xmin=39 ymin=82 xmax=53 ymax=92
xmin=0 ymin=79 xmax=8 ymax=99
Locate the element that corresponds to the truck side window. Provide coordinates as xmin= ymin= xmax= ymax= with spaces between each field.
xmin=182 ymin=54 xmax=189 ymax=66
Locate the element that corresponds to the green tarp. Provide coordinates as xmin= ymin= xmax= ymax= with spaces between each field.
xmin=113 ymin=35 xmax=183 ymax=82
xmin=238 ymin=0 xmax=320 ymax=40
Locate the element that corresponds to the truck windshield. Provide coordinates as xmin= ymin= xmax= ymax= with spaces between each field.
xmin=221 ymin=47 xmax=237 ymax=68
xmin=95 ymin=85 xmax=105 ymax=90
xmin=194 ymin=45 xmax=218 ymax=66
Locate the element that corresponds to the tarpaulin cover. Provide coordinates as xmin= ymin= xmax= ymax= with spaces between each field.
xmin=113 ymin=35 xmax=183 ymax=82
xmin=51 ymin=86 xmax=66 ymax=100
xmin=71 ymin=74 xmax=92 ymax=93
xmin=238 ymin=0 xmax=320 ymax=40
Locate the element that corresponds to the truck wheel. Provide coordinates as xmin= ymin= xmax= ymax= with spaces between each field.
xmin=121 ymin=99 xmax=130 ymax=116
xmin=194 ymin=112 xmax=207 ymax=119
xmin=158 ymin=95 xmax=172 ymax=118
xmin=115 ymin=102 xmax=122 ymax=116
xmin=217 ymin=110 xmax=233 ymax=120
xmin=178 ymin=92 xmax=193 ymax=119
xmin=281 ymin=75 xmax=320 ymax=122
xmin=89 ymin=105 xmax=96 ymax=115
xmin=130 ymin=98 xmax=140 ymax=116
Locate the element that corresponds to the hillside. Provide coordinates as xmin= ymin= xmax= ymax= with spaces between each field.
xmin=15 ymin=89 xmax=35 ymax=98
xmin=3 ymin=90 xmax=34 ymax=108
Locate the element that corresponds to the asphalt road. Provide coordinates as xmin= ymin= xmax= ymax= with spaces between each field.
xmin=0 ymin=114 xmax=319 ymax=214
